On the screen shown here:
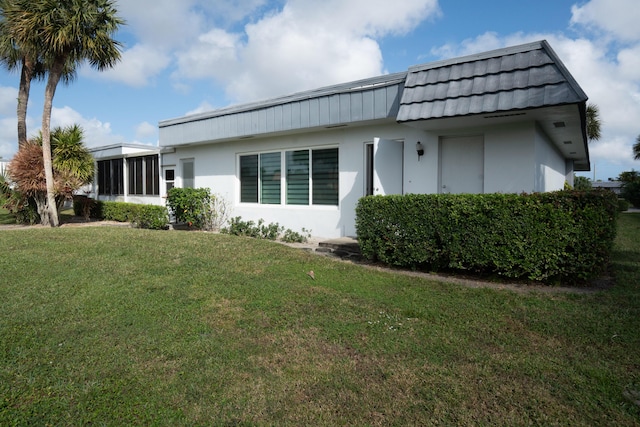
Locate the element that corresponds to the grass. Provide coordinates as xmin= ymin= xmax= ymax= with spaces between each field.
xmin=0 ymin=214 xmax=639 ymax=425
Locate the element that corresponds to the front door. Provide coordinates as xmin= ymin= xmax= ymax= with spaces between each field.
xmin=371 ymin=138 xmax=404 ymax=196
xmin=439 ymin=135 xmax=484 ymax=194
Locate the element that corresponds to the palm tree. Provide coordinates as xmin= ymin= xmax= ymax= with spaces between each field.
xmin=3 ymin=0 xmax=123 ymax=226
xmin=1 ymin=1 xmax=75 ymax=149
xmin=634 ymin=134 xmax=640 ymax=161
xmin=8 ymin=124 xmax=95 ymax=222
xmin=51 ymin=124 xmax=95 ymax=201
xmin=0 ymin=0 xmax=40 ymax=147
xmin=586 ymin=103 xmax=601 ymax=142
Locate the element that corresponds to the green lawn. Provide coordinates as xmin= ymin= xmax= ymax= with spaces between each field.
xmin=1 ymin=215 xmax=639 ymax=426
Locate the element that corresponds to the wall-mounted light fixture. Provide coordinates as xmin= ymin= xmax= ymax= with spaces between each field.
xmin=416 ymin=141 xmax=425 ymax=159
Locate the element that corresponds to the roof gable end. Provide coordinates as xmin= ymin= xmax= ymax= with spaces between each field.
xmin=397 ymin=40 xmax=588 ymax=122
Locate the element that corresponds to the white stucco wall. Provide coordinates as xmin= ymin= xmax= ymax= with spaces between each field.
xmin=483 ymin=123 xmax=536 ymax=193
xmin=534 ymin=124 xmax=566 ymax=192
xmin=163 ymin=123 xmax=424 ymax=237
xmin=161 ymin=120 xmax=569 ymax=238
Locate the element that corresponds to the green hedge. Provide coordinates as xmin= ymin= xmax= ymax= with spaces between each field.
xmin=73 ymin=197 xmax=168 ymax=230
xmin=356 ymin=191 xmax=618 ymax=284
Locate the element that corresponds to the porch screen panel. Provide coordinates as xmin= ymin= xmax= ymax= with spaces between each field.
xmin=128 ymin=157 xmax=143 ymax=195
xmin=112 ymin=158 xmax=123 ymax=195
xmin=286 ymin=150 xmax=309 ymax=205
xmin=260 ymin=152 xmax=281 ymax=204
xmin=145 ymin=155 xmax=159 ymax=195
xmin=97 ymin=160 xmax=110 ymax=195
xmin=312 ymin=148 xmax=339 ymax=205
xmin=240 ymin=155 xmax=258 ymax=203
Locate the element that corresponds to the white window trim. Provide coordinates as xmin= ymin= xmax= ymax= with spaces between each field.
xmin=237 ymin=145 xmax=339 ymax=208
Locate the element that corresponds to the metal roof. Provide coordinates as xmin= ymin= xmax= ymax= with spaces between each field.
xmin=397 ymin=40 xmax=587 ymax=122
xmin=158 ymin=40 xmax=589 ymax=169
xmin=159 ymin=73 xmax=406 ymax=146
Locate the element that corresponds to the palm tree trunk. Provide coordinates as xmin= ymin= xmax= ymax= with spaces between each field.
xmin=17 ymin=57 xmax=33 ymax=148
xmin=41 ymin=60 xmax=64 ymax=227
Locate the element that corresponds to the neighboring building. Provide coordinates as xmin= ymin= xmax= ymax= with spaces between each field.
xmin=85 ymin=143 xmax=164 ymax=205
xmin=592 ymin=181 xmax=622 ymax=195
xmin=88 ymin=40 xmax=591 ymax=238
xmin=0 ymin=157 xmax=7 ymax=177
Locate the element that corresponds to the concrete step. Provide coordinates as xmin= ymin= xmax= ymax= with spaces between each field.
xmin=317 ymin=237 xmax=361 ymax=260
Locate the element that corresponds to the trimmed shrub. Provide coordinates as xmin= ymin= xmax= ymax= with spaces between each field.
xmin=356 ymin=190 xmax=618 ymax=284
xmin=131 ymin=205 xmax=170 ymax=230
xmin=101 ymin=201 xmax=168 ymax=230
xmin=74 ymin=199 xmax=168 ymax=230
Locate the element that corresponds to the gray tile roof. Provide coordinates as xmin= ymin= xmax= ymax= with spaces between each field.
xmin=397 ymin=40 xmax=587 ymax=122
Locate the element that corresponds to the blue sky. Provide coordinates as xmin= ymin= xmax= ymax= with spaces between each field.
xmin=1 ymin=0 xmax=639 ymax=181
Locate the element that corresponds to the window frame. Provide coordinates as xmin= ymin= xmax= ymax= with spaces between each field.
xmin=238 ymin=146 xmax=339 ymax=207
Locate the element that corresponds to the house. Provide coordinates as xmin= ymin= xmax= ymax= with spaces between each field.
xmin=101 ymin=40 xmax=591 ymax=238
xmin=592 ymin=181 xmax=622 ymax=195
xmin=86 ymin=143 xmax=164 ymax=205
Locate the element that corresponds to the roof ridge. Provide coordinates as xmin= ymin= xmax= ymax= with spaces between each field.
xmin=407 ymin=40 xmax=547 ymax=73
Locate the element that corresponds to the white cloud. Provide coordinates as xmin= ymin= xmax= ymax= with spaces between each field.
xmin=570 ymin=0 xmax=640 ymax=42
xmin=135 ymin=121 xmax=157 ymax=140
xmin=175 ymin=29 xmax=243 ymax=82
xmin=589 ymin=136 xmax=637 ymax=166
xmin=0 ymin=86 xmax=17 ymax=115
xmin=0 ymin=117 xmax=17 ymax=159
xmin=51 ymin=106 xmax=125 ymax=148
xmin=115 ymin=0 xmax=269 ymax=47
xmin=617 ymin=45 xmax=640 ymax=80
xmin=173 ymin=0 xmax=441 ymax=102
xmin=86 ymin=44 xmax=172 ymax=87
xmin=115 ymin=0 xmax=205 ymax=48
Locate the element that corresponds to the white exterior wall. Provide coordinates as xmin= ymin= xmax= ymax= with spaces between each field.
xmin=534 ymin=124 xmax=566 ymax=192
xmin=162 ymin=120 xmax=568 ymax=238
xmin=483 ymin=123 xmax=536 ymax=193
xmin=93 ymin=194 xmax=165 ymax=206
xmin=162 ymin=123 xmax=419 ymax=238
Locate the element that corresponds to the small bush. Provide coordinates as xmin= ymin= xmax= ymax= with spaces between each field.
xmin=223 ymin=216 xmax=309 ymax=243
xmin=281 ymin=228 xmax=311 ymax=243
xmin=223 ymin=217 xmax=281 ymax=239
xmin=131 ymin=205 xmax=170 ymax=230
xmin=618 ymin=198 xmax=630 ymax=212
xmin=5 ymin=194 xmax=39 ymax=225
xmin=166 ymin=188 xmax=211 ymax=229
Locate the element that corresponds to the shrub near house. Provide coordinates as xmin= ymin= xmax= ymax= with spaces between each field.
xmin=356 ymin=190 xmax=618 ymax=284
